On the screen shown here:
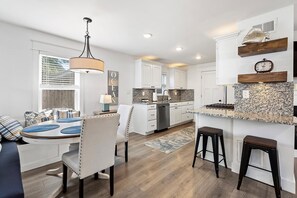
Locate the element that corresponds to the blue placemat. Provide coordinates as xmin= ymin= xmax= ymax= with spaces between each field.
xmin=23 ymin=124 xmax=60 ymax=133
xmin=57 ymin=118 xmax=81 ymax=123
xmin=61 ymin=126 xmax=81 ymax=134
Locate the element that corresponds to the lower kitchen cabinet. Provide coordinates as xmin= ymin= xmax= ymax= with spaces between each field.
xmin=170 ymin=101 xmax=194 ymax=127
xmin=133 ymin=101 xmax=194 ymax=136
xmin=133 ymin=104 xmax=157 ymax=135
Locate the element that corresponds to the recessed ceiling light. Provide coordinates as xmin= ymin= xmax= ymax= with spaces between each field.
xmin=196 ymin=55 xmax=202 ymax=60
xmin=176 ymin=47 xmax=183 ymax=51
xmin=143 ymin=33 xmax=152 ymax=38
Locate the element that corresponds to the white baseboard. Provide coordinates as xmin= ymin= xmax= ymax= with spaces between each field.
xmin=232 ymin=161 xmax=295 ymax=194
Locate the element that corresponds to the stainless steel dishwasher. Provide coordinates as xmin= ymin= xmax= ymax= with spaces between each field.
xmin=156 ymin=103 xmax=170 ymax=131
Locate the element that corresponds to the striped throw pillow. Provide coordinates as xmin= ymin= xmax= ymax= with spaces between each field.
xmin=0 ymin=116 xmax=23 ymax=141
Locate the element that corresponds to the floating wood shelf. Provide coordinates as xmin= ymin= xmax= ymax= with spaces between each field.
xmin=238 ymin=38 xmax=288 ymax=57
xmin=238 ymin=71 xmax=287 ymax=83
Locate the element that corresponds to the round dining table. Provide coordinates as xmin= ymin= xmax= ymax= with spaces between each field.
xmin=21 ymin=118 xmax=109 ymax=197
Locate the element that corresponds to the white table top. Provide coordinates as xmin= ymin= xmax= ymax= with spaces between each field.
xmin=21 ymin=120 xmax=81 ymax=144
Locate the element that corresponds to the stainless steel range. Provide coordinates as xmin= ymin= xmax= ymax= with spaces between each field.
xmin=206 ymin=103 xmax=234 ymax=110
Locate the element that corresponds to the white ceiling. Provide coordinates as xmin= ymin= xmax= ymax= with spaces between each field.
xmin=0 ymin=0 xmax=295 ymax=66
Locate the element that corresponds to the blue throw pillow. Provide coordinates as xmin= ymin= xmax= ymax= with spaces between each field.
xmin=0 ymin=116 xmax=23 ymax=141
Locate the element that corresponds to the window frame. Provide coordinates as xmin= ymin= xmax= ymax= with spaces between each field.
xmin=38 ymin=54 xmax=80 ymax=111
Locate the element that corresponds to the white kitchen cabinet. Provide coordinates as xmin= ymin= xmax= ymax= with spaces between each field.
xmin=135 ymin=59 xmax=162 ymax=88
xmin=133 ymin=104 xmax=157 ymax=135
xmin=215 ymin=32 xmax=240 ymax=85
xmin=181 ymin=104 xmax=194 ymax=122
xmin=170 ymin=101 xmax=193 ymax=126
xmin=169 ymin=69 xmax=187 ymax=89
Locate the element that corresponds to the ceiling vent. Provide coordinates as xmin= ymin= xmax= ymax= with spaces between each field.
xmin=253 ymin=20 xmax=276 ymax=33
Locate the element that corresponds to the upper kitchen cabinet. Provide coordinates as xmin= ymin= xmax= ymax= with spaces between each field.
xmin=215 ymin=32 xmax=240 ymax=85
xmin=135 ymin=59 xmax=162 ymax=88
xmin=169 ymin=68 xmax=187 ymax=89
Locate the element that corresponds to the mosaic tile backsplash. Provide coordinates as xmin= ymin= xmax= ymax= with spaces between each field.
xmin=132 ymin=89 xmax=194 ymax=103
xmin=234 ymin=82 xmax=293 ymax=116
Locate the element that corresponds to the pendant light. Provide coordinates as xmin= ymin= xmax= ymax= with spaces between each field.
xmin=70 ymin=17 xmax=104 ymax=73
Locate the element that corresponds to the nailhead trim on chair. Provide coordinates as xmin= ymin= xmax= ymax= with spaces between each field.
xmin=78 ymin=114 xmax=120 ymax=178
xmin=124 ymin=106 xmax=134 ymax=141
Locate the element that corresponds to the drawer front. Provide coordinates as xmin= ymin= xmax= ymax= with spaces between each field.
xmin=170 ymin=103 xmax=179 ymax=107
xmin=147 ymin=120 xmax=157 ymax=131
xmin=187 ymin=101 xmax=194 ymax=105
xmin=180 ymin=102 xmax=187 ymax=106
xmin=147 ymin=110 xmax=157 ymax=121
xmin=147 ymin=104 xmax=156 ymax=110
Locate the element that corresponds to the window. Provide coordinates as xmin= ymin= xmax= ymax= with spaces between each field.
xmin=39 ymin=54 xmax=80 ymax=110
xmin=157 ymin=73 xmax=167 ymax=94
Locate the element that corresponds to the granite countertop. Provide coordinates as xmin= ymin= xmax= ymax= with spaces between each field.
xmin=189 ymin=107 xmax=297 ymax=125
xmin=133 ymin=100 xmax=193 ymax=105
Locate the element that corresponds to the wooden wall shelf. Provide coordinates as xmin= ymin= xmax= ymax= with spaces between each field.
xmin=238 ymin=71 xmax=287 ymax=83
xmin=238 ymin=38 xmax=288 ymax=57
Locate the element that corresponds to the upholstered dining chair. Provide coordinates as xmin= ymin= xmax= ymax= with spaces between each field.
xmin=62 ymin=114 xmax=120 ymax=198
xmin=115 ymin=105 xmax=134 ymax=162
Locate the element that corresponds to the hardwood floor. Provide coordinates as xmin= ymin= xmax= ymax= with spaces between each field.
xmin=22 ymin=123 xmax=296 ymax=198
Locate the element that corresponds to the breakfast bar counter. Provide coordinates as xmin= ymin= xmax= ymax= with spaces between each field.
xmin=189 ymin=107 xmax=297 ymax=125
xmin=190 ymin=107 xmax=296 ymax=194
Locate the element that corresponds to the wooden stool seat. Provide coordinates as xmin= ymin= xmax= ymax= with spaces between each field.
xmin=237 ymin=135 xmax=281 ymax=198
xmin=244 ymin=135 xmax=277 ymax=149
xmin=192 ymin=126 xmax=227 ymax=178
xmin=199 ymin=127 xmax=223 ymax=135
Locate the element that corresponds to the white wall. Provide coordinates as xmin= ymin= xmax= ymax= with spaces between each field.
xmin=187 ymin=62 xmax=216 ymax=108
xmin=237 ymin=6 xmax=294 ymax=81
xmin=0 ymin=21 xmax=135 ymax=120
xmin=216 ymin=6 xmax=294 ymax=85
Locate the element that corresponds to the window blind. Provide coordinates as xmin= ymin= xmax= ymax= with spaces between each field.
xmin=41 ymin=55 xmax=74 ymax=85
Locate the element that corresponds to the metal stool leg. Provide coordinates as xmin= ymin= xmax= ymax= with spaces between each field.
xmin=237 ymin=143 xmax=251 ymax=190
xmin=219 ymin=135 xmax=228 ymax=168
xmin=212 ymin=134 xmax=219 ymax=178
xmin=192 ymin=131 xmax=201 ymax=167
xmin=202 ymin=135 xmax=209 ymax=159
xmin=268 ymin=149 xmax=281 ymax=198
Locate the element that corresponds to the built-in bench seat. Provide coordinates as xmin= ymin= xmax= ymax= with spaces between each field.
xmin=0 ymin=140 xmax=24 ymax=198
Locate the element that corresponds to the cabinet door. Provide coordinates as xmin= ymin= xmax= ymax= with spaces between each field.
xmin=174 ymin=107 xmax=182 ymax=124
xmin=175 ymin=70 xmax=181 ymax=89
xmin=152 ymin=65 xmax=162 ymax=88
xmin=141 ymin=63 xmax=152 ymax=88
xmin=180 ymin=70 xmax=187 ymax=89
xmin=170 ymin=108 xmax=175 ymax=126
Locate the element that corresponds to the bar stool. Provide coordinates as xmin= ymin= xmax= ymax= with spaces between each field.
xmin=237 ymin=135 xmax=281 ymax=198
xmin=192 ymin=126 xmax=227 ymax=178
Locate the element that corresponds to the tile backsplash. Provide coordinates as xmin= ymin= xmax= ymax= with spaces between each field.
xmin=234 ymin=82 xmax=293 ymax=116
xmin=132 ymin=89 xmax=194 ymax=103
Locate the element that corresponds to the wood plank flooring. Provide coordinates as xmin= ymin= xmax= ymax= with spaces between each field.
xmin=22 ymin=123 xmax=296 ymax=198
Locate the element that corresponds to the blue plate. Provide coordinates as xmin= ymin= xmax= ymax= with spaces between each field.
xmin=23 ymin=124 xmax=60 ymax=133
xmin=57 ymin=118 xmax=81 ymax=123
xmin=61 ymin=126 xmax=81 ymax=134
